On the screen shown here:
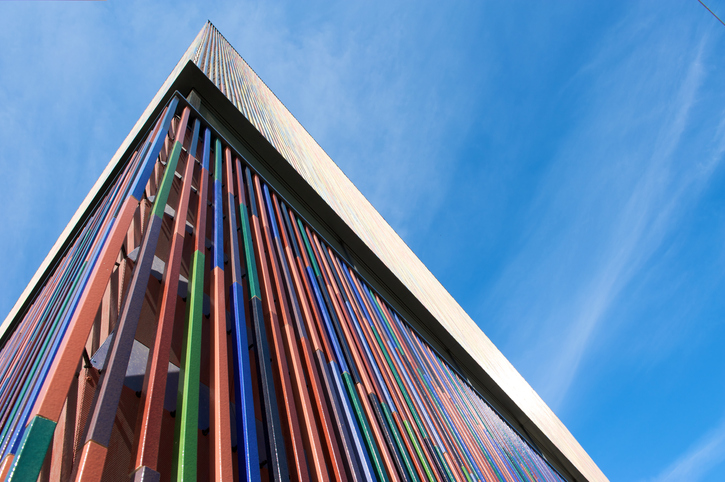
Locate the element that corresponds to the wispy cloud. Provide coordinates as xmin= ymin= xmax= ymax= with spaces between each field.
xmin=538 ymin=35 xmax=709 ymax=408
xmin=649 ymin=416 xmax=725 ymax=482
xmin=0 ymin=1 xmax=204 ymax=318
xmin=480 ymin=3 xmax=725 ymax=412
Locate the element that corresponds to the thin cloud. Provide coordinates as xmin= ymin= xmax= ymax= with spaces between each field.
xmin=650 ymin=416 xmax=725 ymax=482
xmin=540 ymin=36 xmax=708 ymax=407
xmin=480 ymin=3 xmax=723 ymax=413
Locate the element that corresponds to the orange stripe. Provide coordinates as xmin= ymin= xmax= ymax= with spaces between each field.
xmin=271 ymin=195 xmax=349 ymax=482
xmin=249 ymin=174 xmax=309 ymax=481
xmin=34 ymin=197 xmax=138 ymax=422
xmin=310 ymin=233 xmax=399 ymax=482
xmin=74 ymin=440 xmax=107 ymax=482
xmin=209 ymin=266 xmax=234 ymax=480
xmin=133 ymin=148 xmax=196 ymax=472
xmin=0 ymin=454 xmax=14 ymax=481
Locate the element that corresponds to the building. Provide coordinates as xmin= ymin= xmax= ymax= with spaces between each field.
xmin=0 ymin=22 xmax=607 ymax=481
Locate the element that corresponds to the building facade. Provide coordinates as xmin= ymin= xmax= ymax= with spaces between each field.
xmin=0 ymin=23 xmax=607 ymax=481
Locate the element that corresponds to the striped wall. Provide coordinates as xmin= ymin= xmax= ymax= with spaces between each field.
xmin=0 ymin=95 xmax=567 ymax=482
xmin=185 ymin=23 xmax=605 ymax=482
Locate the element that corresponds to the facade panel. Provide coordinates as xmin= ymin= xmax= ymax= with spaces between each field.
xmin=0 ymin=22 xmax=605 ymax=481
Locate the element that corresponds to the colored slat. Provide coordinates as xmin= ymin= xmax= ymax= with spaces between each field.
xmin=172 ymin=126 xmax=210 ymax=481
xmin=310 ymin=234 xmax=399 ymax=482
xmin=326 ymin=253 xmax=413 ymax=482
xmin=248 ymin=173 xmax=309 ymax=482
xmin=279 ymin=209 xmax=363 ymax=482
xmin=75 ymin=110 xmax=189 ymax=481
xmin=208 ymin=140 xmax=234 ymax=480
xmin=293 ymin=223 xmax=377 ymax=481
xmin=260 ymin=185 xmax=331 ymax=482
xmin=131 ymin=113 xmax=197 ymax=480
xmin=273 ymin=195 xmax=350 ymax=482
xmin=226 ymin=154 xmax=260 ymax=482
xmin=238 ymin=165 xmax=289 ymax=482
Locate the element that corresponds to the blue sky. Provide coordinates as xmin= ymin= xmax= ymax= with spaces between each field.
xmin=1 ymin=1 xmax=724 ymax=480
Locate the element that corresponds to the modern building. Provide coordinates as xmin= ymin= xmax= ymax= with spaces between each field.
xmin=0 ymin=22 xmax=607 ymax=481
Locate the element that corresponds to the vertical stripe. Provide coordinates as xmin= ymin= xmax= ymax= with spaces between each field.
xmin=226 ymin=154 xmax=260 ymax=482
xmin=208 ymin=140 xmax=233 ymax=480
xmin=238 ymin=165 xmax=289 ymax=482
xmin=172 ymin=126 xmax=210 ymax=481
xmin=132 ymin=114 xmax=198 ymax=479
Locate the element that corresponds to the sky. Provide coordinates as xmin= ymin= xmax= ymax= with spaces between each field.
xmin=1 ymin=1 xmax=724 ymax=480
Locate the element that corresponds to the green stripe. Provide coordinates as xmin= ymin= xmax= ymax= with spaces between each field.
xmin=238 ymin=204 xmax=260 ymax=299
xmin=296 ymin=218 xmax=321 ymax=277
xmin=341 ymin=373 xmax=388 ymax=482
xmin=404 ymin=419 xmax=436 ymax=482
xmin=5 ymin=416 xmax=56 ymax=482
xmin=172 ymin=250 xmax=205 ymax=481
xmin=0 ymin=263 xmax=86 ymax=450
xmin=214 ymin=139 xmax=222 ymax=180
xmin=462 ymin=466 xmax=474 ymax=482
xmin=434 ymin=444 xmax=456 ymax=482
xmin=151 ymin=141 xmax=183 ymax=219
xmin=382 ymin=402 xmax=419 ymax=482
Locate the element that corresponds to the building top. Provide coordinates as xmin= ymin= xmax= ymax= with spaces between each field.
xmin=1 ymin=21 xmax=606 ymax=481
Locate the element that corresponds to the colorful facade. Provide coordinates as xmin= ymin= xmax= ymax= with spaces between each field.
xmin=0 ymin=23 xmax=606 ymax=481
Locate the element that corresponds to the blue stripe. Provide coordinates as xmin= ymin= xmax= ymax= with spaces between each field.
xmin=304 ymin=266 xmax=349 ymax=373
xmin=229 ymin=282 xmax=259 ymax=482
xmin=129 ymin=97 xmax=180 ymax=200
xmin=330 ymin=360 xmax=377 ymax=482
xmin=189 ymin=119 xmax=201 ymax=158
xmin=201 ymin=128 xmax=211 ymax=170
xmin=244 ymin=168 xmax=258 ymax=217
xmin=213 ymin=179 xmax=224 ymax=269
xmin=262 ymin=184 xmax=280 ymax=240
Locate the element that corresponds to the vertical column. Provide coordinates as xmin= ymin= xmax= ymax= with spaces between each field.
xmin=225 ymin=153 xmax=259 ymax=482
xmin=130 ymin=118 xmax=201 ymax=482
xmin=236 ymin=164 xmax=289 ymax=482
xmin=172 ymin=127 xmax=211 ymax=481
xmin=247 ymin=173 xmax=309 ymax=482
xmin=208 ymin=139 xmax=233 ymax=481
